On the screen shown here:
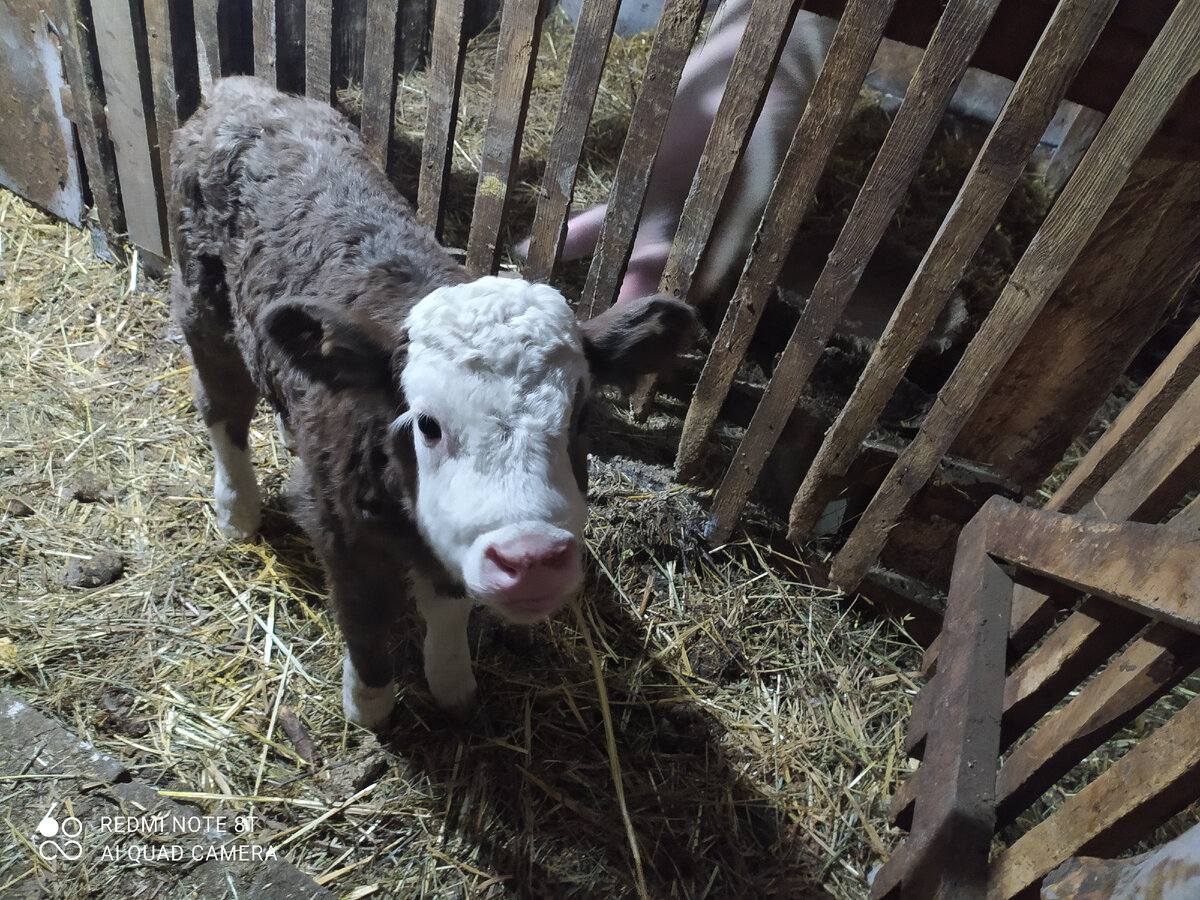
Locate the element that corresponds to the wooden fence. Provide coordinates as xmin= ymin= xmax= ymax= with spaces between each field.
xmin=14 ymin=0 xmax=1200 ymax=612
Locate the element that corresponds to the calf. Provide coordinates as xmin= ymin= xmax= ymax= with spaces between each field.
xmin=171 ymin=77 xmax=694 ymax=727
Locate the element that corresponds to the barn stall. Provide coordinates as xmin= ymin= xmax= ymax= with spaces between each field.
xmin=1 ymin=0 xmax=1199 ymax=897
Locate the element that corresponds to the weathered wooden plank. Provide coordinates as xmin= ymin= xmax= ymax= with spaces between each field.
xmin=54 ymin=0 xmax=124 ymax=240
xmin=707 ymin=0 xmax=1005 ymax=545
xmin=143 ymin=0 xmax=178 ymax=260
xmin=464 ymin=0 xmax=544 ymax=276
xmin=829 ymin=0 xmax=1200 ymax=590
xmin=656 ymin=0 xmax=805 ymax=304
xmin=91 ymin=0 xmax=168 ymax=259
xmin=1050 ymin=315 xmax=1200 ymax=515
xmin=360 ymin=0 xmax=400 ymax=169
xmin=995 ymin=622 xmax=1200 ymax=829
xmin=870 ymin=513 xmax=1010 ymax=900
xmin=673 ymin=0 xmax=896 ymax=477
xmin=988 ymin=691 xmax=1200 ymax=900
xmin=306 ymin=0 xmax=334 ymax=102
xmin=985 ymin=504 xmax=1200 ymax=635
xmin=253 ymin=0 xmax=277 ymax=85
xmin=785 ymin=0 xmax=1119 ymax=540
xmin=998 ymin=372 xmax=1200 ymax=644
xmin=1081 ymin=372 xmax=1200 ymax=526
xmin=522 ymin=0 xmax=622 ymax=282
xmin=417 ymin=0 xmax=467 ymax=237
xmin=193 ymin=0 xmax=221 ymax=89
xmin=953 ymin=151 xmax=1200 ymax=494
xmin=578 ymin=0 xmax=707 ymax=318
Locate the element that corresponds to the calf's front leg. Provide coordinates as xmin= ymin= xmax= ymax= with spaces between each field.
xmin=327 ymin=560 xmax=400 ymax=728
xmin=414 ymin=576 xmax=477 ymax=715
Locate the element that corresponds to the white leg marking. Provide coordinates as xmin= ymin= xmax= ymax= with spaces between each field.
xmin=274 ymin=412 xmax=298 ymax=453
xmin=415 ymin=579 xmax=477 ymax=714
xmin=209 ymin=424 xmax=261 ymax=539
xmin=341 ymin=651 xmax=396 ymax=728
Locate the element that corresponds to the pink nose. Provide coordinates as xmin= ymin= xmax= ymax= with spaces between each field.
xmin=480 ymin=534 xmax=582 ymax=618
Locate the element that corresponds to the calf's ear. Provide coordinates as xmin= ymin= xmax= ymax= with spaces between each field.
xmin=580 ymin=294 xmax=697 ymax=393
xmin=262 ymin=300 xmax=393 ymax=391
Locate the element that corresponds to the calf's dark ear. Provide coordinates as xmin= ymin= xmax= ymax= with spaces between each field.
xmin=263 ymin=300 xmax=393 ymax=391
xmin=580 ymin=294 xmax=697 ymax=393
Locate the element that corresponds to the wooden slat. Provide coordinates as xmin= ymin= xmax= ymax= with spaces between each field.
xmin=1049 ymin=314 xmax=1200 ymax=515
xmin=655 ymin=0 xmax=805 ymax=303
xmin=984 ymin=503 xmax=1200 ymax=635
xmin=253 ymin=0 xmax=277 ymax=85
xmin=988 ymin=691 xmax=1200 ymax=900
xmin=994 ymin=622 xmax=1200 ymax=829
xmin=870 ymin=513 xmax=1010 ymax=900
xmin=464 ymin=0 xmax=545 ymax=276
xmin=91 ymin=0 xmax=168 ymax=259
xmin=360 ymin=0 xmax=400 ymax=169
xmin=522 ymin=0 xmax=622 ymax=282
xmin=1004 ymin=371 xmax=1200 ymax=639
xmin=143 ymin=0 xmax=178 ymax=260
xmin=55 ymin=0 xmax=124 ymax=240
xmin=193 ymin=0 xmax=221 ymax=89
xmin=306 ymin=0 xmax=334 ymax=103
xmin=786 ymin=0 xmax=1120 ymax=540
xmin=829 ymin=0 xmax=1200 ymax=590
xmin=578 ymin=0 xmax=707 ymax=318
xmin=706 ymin=0 xmax=1004 ymax=545
xmin=673 ymin=0 xmax=896 ymax=478
xmin=417 ymin=0 xmax=467 ymax=237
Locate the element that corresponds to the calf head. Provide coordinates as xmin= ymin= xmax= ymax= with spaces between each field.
xmin=265 ymin=276 xmax=694 ymax=623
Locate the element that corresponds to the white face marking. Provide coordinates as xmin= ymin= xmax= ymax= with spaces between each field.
xmin=400 ymin=277 xmax=588 ymax=620
xmin=208 ymin=424 xmax=261 ymax=539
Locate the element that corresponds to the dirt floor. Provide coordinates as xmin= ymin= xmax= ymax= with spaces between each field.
xmin=0 ymin=188 xmax=924 ymax=899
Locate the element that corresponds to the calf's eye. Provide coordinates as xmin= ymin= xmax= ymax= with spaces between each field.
xmin=417 ymin=414 xmax=442 ymax=442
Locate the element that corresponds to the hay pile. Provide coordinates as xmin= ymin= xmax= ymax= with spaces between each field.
xmin=1 ymin=189 xmax=922 ymax=898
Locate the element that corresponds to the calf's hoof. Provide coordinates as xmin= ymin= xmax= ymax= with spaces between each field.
xmin=342 ymin=654 xmax=396 ymax=729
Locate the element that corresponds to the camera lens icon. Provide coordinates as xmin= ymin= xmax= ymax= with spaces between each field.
xmin=36 ymin=814 xmax=83 ymax=861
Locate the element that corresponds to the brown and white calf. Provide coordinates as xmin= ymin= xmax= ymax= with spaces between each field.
xmin=170 ymin=77 xmax=694 ymax=727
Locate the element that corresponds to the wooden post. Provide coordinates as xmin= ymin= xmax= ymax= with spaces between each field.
xmin=417 ymin=0 xmax=466 ymax=238
xmin=253 ymin=0 xmax=277 ymax=85
xmin=55 ymin=0 xmax=125 ymax=243
xmin=194 ymin=0 xmax=221 ymax=89
xmin=522 ymin=0 xmax=622 ymax=283
xmin=305 ymin=0 xmax=334 ymax=103
xmin=464 ymin=0 xmax=545 ymax=277
xmin=90 ymin=0 xmax=168 ymax=260
xmin=360 ymin=0 xmax=400 ymax=169
xmin=143 ymin=0 xmax=178 ymax=261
